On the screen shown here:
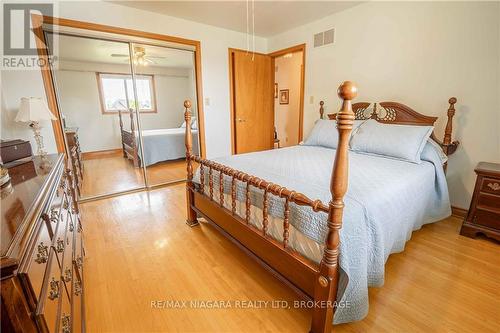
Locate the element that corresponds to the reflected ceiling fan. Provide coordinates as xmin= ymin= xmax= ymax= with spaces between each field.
xmin=111 ymin=46 xmax=165 ymax=66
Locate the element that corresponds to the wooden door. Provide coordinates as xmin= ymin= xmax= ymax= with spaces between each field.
xmin=231 ymin=50 xmax=274 ymax=154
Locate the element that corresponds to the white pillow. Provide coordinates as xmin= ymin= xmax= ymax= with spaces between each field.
xmin=350 ymin=119 xmax=433 ymax=164
xmin=180 ymin=120 xmax=188 ymax=128
xmin=303 ymin=119 xmax=366 ymax=149
xmin=191 ymin=120 xmax=198 ymax=130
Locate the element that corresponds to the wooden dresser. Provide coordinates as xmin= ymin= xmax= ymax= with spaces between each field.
xmin=65 ymin=128 xmax=83 ymax=197
xmin=460 ymin=162 xmax=500 ymax=241
xmin=1 ymin=154 xmax=85 ymax=332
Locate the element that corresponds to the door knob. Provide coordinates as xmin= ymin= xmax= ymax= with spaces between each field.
xmin=237 ymin=118 xmax=246 ymax=123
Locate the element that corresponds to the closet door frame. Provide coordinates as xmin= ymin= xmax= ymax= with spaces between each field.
xmin=32 ymin=14 xmax=206 ymax=200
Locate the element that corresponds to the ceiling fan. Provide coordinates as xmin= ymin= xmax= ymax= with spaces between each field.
xmin=111 ymin=46 xmax=165 ymax=66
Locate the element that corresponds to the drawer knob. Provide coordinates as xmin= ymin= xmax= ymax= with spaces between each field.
xmin=35 ymin=242 xmax=49 ymax=264
xmin=61 ymin=313 xmax=71 ymax=333
xmin=56 ymin=238 xmax=65 ymax=253
xmin=63 ymin=267 xmax=72 ymax=282
xmin=48 ymin=278 xmax=60 ymax=300
xmin=74 ymin=280 xmax=82 ymax=296
xmin=487 ymin=182 xmax=500 ymax=191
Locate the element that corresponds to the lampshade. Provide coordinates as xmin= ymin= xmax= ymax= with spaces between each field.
xmin=15 ymin=97 xmax=56 ymax=122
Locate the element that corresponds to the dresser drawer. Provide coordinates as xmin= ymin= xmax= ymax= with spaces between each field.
xmin=36 ymin=248 xmax=62 ymax=333
xmin=72 ymin=265 xmax=83 ymax=333
xmin=477 ymin=192 xmax=500 ymax=212
xmin=24 ymin=218 xmax=52 ymax=304
xmin=47 ymin=193 xmax=69 ymax=237
xmin=60 ymin=216 xmax=73 ymax=299
xmin=53 ymin=203 xmax=71 ymax=268
xmin=74 ymin=219 xmax=84 ymax=275
xmin=57 ymin=289 xmax=72 ymax=333
xmin=480 ymin=177 xmax=500 ymax=195
xmin=474 ymin=209 xmax=500 ymax=230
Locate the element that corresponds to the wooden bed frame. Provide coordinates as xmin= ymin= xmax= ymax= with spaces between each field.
xmin=118 ymin=110 xmax=141 ymax=167
xmin=183 ymin=82 xmax=459 ymax=333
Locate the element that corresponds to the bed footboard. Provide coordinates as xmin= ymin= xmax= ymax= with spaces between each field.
xmin=183 ymin=82 xmax=358 ymax=333
xmin=118 ymin=110 xmax=141 ymax=167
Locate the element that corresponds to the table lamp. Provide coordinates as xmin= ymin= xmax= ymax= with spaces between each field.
xmin=15 ymin=97 xmax=56 ymax=159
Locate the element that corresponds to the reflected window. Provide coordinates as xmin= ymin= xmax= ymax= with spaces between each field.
xmin=97 ymin=73 xmax=156 ymax=113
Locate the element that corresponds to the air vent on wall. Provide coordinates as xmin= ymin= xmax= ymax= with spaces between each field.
xmin=314 ymin=28 xmax=335 ymax=48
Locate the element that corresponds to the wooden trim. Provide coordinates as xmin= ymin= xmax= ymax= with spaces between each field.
xmin=228 ymin=49 xmax=236 ymax=154
xmin=95 ymin=72 xmax=158 ymax=114
xmin=31 ymin=14 xmax=206 ymax=159
xmin=193 ymin=40 xmax=206 ymax=158
xmin=452 ymin=206 xmax=468 ymax=218
xmin=81 ymin=148 xmax=122 ymax=160
xmin=40 ymin=16 xmax=200 ymax=47
xmin=31 ymin=14 xmax=66 ymax=154
xmin=268 ymin=44 xmax=305 ymax=58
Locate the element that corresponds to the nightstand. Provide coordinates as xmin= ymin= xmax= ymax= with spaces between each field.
xmin=460 ymin=162 xmax=500 ymax=241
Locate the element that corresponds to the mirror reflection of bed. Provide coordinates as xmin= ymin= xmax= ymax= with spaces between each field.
xmin=130 ymin=43 xmax=199 ymax=187
xmin=49 ymin=33 xmax=200 ymax=199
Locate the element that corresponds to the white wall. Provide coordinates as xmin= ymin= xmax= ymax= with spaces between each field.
xmin=274 ymin=52 xmax=303 ymax=147
xmin=268 ymin=1 xmax=500 ymax=209
xmin=1 ymin=0 xmax=266 ymax=159
xmin=1 ymin=70 xmax=58 ymax=155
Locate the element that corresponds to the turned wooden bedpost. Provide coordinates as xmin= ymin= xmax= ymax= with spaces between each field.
xmin=442 ymin=97 xmax=459 ymax=156
xmin=118 ymin=110 xmax=126 ymax=158
xmin=184 ymin=100 xmax=199 ymax=226
xmin=319 ymin=101 xmax=325 ymax=119
xmin=310 ymin=81 xmax=357 ymax=333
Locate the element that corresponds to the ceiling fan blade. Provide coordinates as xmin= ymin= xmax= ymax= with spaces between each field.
xmin=111 ymin=54 xmax=129 ymax=57
xmin=144 ymin=57 xmax=156 ymax=64
xmin=146 ymin=55 xmax=166 ymax=59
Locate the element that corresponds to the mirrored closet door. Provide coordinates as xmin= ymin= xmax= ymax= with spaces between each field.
xmin=45 ymin=29 xmax=201 ymax=200
xmin=131 ymin=43 xmax=199 ymax=186
xmin=46 ymin=33 xmax=146 ymax=199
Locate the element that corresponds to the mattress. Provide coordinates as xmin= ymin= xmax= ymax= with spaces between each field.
xmin=135 ymin=128 xmax=199 ymax=166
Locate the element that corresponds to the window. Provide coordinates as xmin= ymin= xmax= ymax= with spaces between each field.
xmin=97 ymin=73 xmax=156 ymax=113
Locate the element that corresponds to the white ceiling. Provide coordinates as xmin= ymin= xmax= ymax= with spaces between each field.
xmin=53 ymin=33 xmax=195 ymax=68
xmin=111 ymin=1 xmax=362 ymax=37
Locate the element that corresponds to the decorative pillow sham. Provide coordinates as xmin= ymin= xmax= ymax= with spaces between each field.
xmin=423 ymin=138 xmax=448 ymax=164
xmin=303 ymin=119 xmax=366 ymax=149
xmin=349 ymin=119 xmax=433 ymax=164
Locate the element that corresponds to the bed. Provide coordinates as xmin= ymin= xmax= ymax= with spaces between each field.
xmin=182 ymin=82 xmax=459 ymax=333
xmin=118 ymin=110 xmax=199 ymax=167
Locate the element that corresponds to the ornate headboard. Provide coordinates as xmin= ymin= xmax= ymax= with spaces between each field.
xmin=320 ymin=98 xmax=459 ymax=157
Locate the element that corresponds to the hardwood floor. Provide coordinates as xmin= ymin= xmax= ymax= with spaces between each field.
xmin=80 ymin=156 xmax=186 ymax=198
xmin=81 ymin=184 xmax=500 ymax=332
xmin=146 ymin=159 xmax=187 ymax=186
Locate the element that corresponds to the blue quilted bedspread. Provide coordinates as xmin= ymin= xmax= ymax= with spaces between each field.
xmin=193 ymin=142 xmax=450 ymax=324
